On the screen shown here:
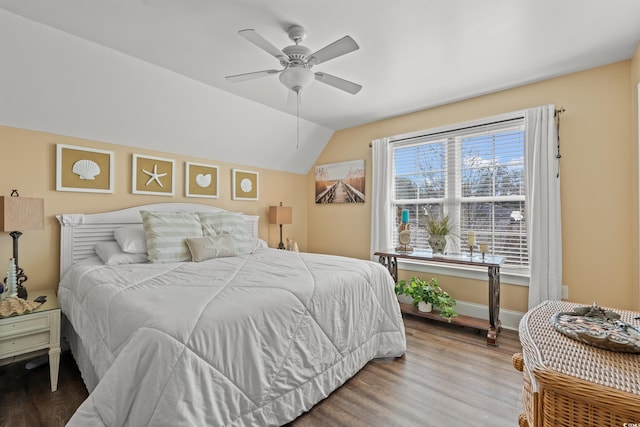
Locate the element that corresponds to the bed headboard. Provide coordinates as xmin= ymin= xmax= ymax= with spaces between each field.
xmin=56 ymin=203 xmax=260 ymax=280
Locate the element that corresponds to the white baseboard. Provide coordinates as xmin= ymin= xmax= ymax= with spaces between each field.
xmin=453 ymin=300 xmax=524 ymax=331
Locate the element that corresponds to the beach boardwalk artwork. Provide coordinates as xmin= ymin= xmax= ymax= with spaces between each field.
xmin=315 ymin=160 xmax=365 ymax=204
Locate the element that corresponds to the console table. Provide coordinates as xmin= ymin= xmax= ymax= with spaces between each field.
xmin=374 ymin=249 xmax=505 ymax=345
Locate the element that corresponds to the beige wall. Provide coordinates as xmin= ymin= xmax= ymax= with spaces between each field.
xmin=630 ymin=43 xmax=640 ymax=309
xmin=309 ymin=60 xmax=638 ymax=312
xmin=0 ymin=126 xmax=308 ymax=293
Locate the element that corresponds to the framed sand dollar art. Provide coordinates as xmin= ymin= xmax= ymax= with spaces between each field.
xmin=232 ymin=169 xmax=258 ymax=201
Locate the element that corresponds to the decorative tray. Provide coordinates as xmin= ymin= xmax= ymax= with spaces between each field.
xmin=0 ymin=297 xmax=42 ymax=318
xmin=551 ymin=303 xmax=640 ymax=353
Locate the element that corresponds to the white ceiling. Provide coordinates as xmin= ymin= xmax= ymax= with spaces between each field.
xmin=2 ymin=1 xmax=640 ymax=172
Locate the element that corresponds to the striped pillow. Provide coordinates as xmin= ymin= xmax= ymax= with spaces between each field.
xmin=140 ymin=211 xmax=203 ymax=263
xmin=197 ymin=212 xmax=255 ymax=255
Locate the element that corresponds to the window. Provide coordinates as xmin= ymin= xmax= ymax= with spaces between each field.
xmin=391 ymin=114 xmax=528 ymax=273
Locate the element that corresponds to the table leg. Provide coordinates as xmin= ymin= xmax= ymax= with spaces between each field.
xmin=486 ymin=266 xmax=501 ymax=346
xmin=49 ymin=347 xmax=61 ymax=392
xmin=377 ymin=255 xmax=398 ymax=282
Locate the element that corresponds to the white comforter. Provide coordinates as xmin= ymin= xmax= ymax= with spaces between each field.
xmin=58 ymin=248 xmax=406 ymax=426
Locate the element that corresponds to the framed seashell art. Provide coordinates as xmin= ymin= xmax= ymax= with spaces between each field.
xmin=56 ymin=144 xmax=114 ymax=193
xmin=185 ymin=162 xmax=219 ymax=199
xmin=132 ymin=154 xmax=175 ymax=196
xmin=232 ymin=169 xmax=259 ymax=201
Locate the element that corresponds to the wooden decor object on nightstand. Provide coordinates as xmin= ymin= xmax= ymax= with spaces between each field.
xmin=0 ymin=289 xmax=61 ymax=391
xmin=513 ymin=300 xmax=640 ymax=427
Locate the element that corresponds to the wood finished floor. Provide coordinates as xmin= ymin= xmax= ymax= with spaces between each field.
xmin=0 ymin=315 xmax=523 ymax=427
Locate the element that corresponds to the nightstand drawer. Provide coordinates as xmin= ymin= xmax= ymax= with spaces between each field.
xmin=0 ymin=314 xmax=50 ymax=338
xmin=0 ymin=330 xmax=50 ymax=357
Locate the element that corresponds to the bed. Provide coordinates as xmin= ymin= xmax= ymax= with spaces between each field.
xmin=56 ymin=203 xmax=406 ymax=426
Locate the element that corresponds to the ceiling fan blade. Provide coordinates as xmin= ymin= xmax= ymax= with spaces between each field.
xmin=309 ymin=36 xmax=359 ymax=65
xmin=239 ymin=29 xmax=287 ymax=61
xmin=314 ymin=72 xmax=362 ymax=95
xmin=225 ymin=69 xmax=280 ymax=83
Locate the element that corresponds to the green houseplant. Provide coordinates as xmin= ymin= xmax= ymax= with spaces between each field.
xmin=395 ymin=277 xmax=458 ymax=321
xmin=426 ymin=214 xmax=453 ymax=236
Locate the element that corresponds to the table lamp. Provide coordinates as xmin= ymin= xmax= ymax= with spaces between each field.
xmin=0 ymin=192 xmax=45 ymax=299
xmin=269 ymin=202 xmax=292 ymax=250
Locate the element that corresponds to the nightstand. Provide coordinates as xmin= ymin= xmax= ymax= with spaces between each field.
xmin=0 ymin=289 xmax=61 ymax=392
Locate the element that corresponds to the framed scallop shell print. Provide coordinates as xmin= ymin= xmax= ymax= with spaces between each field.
xmin=56 ymin=144 xmax=114 ymax=193
xmin=232 ymin=169 xmax=258 ymax=201
xmin=185 ymin=161 xmax=219 ymax=198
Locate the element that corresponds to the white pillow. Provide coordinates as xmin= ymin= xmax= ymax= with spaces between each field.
xmin=114 ymin=224 xmax=148 ymax=254
xmin=95 ymin=241 xmax=148 ymax=265
xmin=197 ymin=212 xmax=255 ymax=255
xmin=185 ymin=235 xmax=242 ymax=262
xmin=141 ymin=210 xmax=204 ymax=263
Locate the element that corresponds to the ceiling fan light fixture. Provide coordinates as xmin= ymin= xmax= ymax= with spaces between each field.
xmin=279 ymin=67 xmax=314 ymax=92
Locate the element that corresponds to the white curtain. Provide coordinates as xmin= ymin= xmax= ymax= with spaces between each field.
xmin=370 ymin=137 xmax=392 ymax=260
xmin=525 ymin=105 xmax=562 ymax=308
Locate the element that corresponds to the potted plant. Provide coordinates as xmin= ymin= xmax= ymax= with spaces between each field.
xmin=395 ymin=277 xmax=458 ymax=321
xmin=426 ymin=214 xmax=453 ymax=254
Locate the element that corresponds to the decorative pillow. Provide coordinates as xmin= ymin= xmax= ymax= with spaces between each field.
xmin=140 ymin=211 xmax=204 ymax=263
xmin=114 ymin=224 xmax=148 ymax=254
xmin=185 ymin=235 xmax=242 ymax=262
xmin=254 ymin=239 xmax=268 ymax=250
xmin=95 ymin=241 xmax=148 ymax=265
xmin=197 ymin=212 xmax=255 ymax=255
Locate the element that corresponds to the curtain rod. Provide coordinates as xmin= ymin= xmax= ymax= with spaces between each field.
xmin=368 ymin=116 xmax=523 ymax=148
xmin=369 ymin=107 xmax=566 ymax=147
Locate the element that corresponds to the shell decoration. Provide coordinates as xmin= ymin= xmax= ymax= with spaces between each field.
xmin=195 ymin=173 xmax=212 ymax=188
xmin=0 ymin=297 xmax=42 ymax=318
xmin=72 ymin=159 xmax=101 ymax=180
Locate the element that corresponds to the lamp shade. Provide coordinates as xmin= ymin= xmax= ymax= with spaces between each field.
xmin=269 ymin=205 xmax=292 ymax=225
xmin=0 ymin=197 xmax=45 ymax=232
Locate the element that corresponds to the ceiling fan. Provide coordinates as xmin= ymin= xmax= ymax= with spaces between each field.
xmin=225 ymin=25 xmax=362 ymax=97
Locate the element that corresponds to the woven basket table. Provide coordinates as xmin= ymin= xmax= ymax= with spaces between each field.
xmin=512 ymin=300 xmax=640 ymax=427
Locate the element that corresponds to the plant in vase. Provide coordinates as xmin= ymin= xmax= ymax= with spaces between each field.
xmin=394 ymin=276 xmax=458 ymax=322
xmin=426 ymin=215 xmax=453 ymax=254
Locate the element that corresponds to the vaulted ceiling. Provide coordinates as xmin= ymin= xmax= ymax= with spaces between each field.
xmin=2 ymin=1 xmax=640 ymax=173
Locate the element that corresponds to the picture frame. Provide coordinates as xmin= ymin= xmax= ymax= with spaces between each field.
xmin=56 ymin=144 xmax=114 ymax=193
xmin=314 ymin=159 xmax=365 ymax=204
xmin=132 ymin=154 xmax=175 ymax=196
xmin=185 ymin=161 xmax=219 ymax=198
xmin=232 ymin=169 xmax=259 ymax=201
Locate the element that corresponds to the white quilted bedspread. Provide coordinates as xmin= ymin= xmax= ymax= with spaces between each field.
xmin=58 ymin=248 xmax=406 ymax=426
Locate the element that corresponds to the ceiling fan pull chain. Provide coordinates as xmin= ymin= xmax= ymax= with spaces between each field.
xmin=296 ymin=90 xmax=301 ymax=149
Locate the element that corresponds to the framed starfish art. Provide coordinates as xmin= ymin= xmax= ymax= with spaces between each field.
xmin=132 ymin=154 xmax=175 ymax=196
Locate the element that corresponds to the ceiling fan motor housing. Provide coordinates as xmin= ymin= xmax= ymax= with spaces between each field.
xmin=281 ymin=45 xmax=312 ymax=66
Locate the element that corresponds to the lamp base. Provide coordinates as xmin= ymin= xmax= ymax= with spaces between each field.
xmin=17 ymin=283 xmax=27 ymax=299
xmin=277 ymin=224 xmax=286 ymax=250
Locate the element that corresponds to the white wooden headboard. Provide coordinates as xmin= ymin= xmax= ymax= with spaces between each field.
xmin=56 ymin=203 xmax=260 ymax=279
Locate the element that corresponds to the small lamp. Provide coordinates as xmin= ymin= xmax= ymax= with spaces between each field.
xmin=269 ymin=202 xmax=292 ymax=250
xmin=0 ymin=191 xmax=45 ymax=299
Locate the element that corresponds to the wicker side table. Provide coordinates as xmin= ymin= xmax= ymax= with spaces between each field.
xmin=512 ymin=300 xmax=640 ymax=427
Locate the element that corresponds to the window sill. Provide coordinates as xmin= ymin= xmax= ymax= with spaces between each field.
xmin=397 ymin=259 xmax=529 ymax=287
